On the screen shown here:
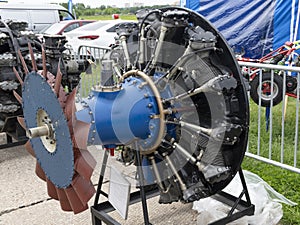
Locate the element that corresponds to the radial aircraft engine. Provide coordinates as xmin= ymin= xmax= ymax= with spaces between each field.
xmin=18 ymin=7 xmax=249 ymax=213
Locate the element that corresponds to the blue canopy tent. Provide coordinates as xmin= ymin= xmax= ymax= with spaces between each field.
xmin=181 ymin=0 xmax=300 ymax=59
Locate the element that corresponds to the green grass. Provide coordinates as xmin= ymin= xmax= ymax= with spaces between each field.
xmin=242 ymin=158 xmax=300 ymax=225
xmin=247 ymin=98 xmax=300 ymax=165
xmin=79 ymin=63 xmax=101 ymax=97
xmin=242 ymin=98 xmax=300 ymax=225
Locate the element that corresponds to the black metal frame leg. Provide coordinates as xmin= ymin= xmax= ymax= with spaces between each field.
xmin=208 ymin=168 xmax=255 ymax=225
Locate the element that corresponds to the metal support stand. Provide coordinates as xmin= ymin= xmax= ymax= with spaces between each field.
xmin=0 ymin=133 xmax=27 ymax=150
xmin=208 ymin=169 xmax=255 ymax=225
xmin=93 ymin=150 xmax=110 ymax=208
xmin=91 ymin=149 xmax=159 ymax=225
xmin=135 ymin=146 xmax=152 ymax=225
xmin=91 ymin=153 xmax=254 ymax=225
xmin=0 ymin=116 xmax=28 ymax=150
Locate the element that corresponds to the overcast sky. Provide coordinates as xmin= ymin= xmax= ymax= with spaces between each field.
xmin=8 ymin=0 xmax=179 ymax=8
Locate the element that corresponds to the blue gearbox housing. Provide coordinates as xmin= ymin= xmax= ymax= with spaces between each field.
xmin=77 ymin=70 xmax=167 ymax=153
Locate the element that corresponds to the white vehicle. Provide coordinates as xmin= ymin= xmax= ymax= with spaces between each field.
xmin=39 ymin=20 xmax=96 ymax=35
xmin=64 ymin=20 xmax=137 ymax=54
xmin=0 ymin=4 xmax=75 ymax=33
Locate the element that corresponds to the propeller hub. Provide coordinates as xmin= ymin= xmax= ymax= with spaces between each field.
xmin=27 ymin=109 xmax=56 ymax=153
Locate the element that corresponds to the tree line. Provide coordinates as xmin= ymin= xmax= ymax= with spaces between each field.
xmin=60 ymin=3 xmax=171 ymax=17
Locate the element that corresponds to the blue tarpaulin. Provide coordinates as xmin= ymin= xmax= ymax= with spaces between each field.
xmin=182 ymin=0 xmax=300 ymax=59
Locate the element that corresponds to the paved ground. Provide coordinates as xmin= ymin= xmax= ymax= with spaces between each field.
xmin=0 ymin=144 xmax=198 ymax=225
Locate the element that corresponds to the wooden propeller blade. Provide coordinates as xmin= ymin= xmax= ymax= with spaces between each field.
xmin=54 ymin=59 xmax=62 ymax=96
xmin=17 ymin=49 xmax=29 ymax=75
xmin=64 ymin=187 xmax=88 ymax=214
xmin=74 ymin=149 xmax=96 ymax=181
xmin=42 ymin=45 xmax=47 ymax=78
xmin=73 ymin=120 xmax=90 ymax=150
xmin=13 ymin=90 xmax=22 ymax=104
xmin=17 ymin=116 xmax=26 ymax=130
xmin=13 ymin=67 xmax=23 ymax=86
xmin=64 ymin=88 xmax=77 ymax=123
xmin=56 ymin=188 xmax=73 ymax=212
xmin=35 ymin=162 xmax=46 ymax=181
xmin=28 ymin=42 xmax=38 ymax=71
xmin=46 ymin=179 xmax=59 ymax=200
xmin=71 ymin=174 xmax=95 ymax=206
xmin=24 ymin=141 xmax=35 ymax=157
